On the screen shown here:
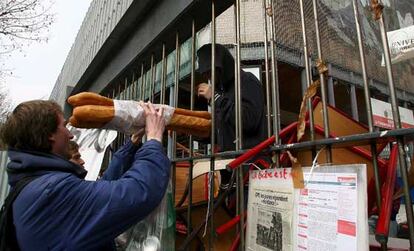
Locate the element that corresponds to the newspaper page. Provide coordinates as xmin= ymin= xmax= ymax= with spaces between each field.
xmin=294 ymin=165 xmax=368 ymax=251
xmin=247 ymin=168 xmax=295 ymax=251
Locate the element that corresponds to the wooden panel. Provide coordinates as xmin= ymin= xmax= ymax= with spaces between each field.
xmin=175 ymin=206 xmax=236 ymax=251
xmin=313 ymin=102 xmax=367 ymax=136
xmin=312 ymin=101 xmax=382 ymax=153
xmin=175 ymin=166 xmax=220 ymax=207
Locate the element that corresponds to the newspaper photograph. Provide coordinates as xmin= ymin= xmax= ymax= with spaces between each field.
xmin=247 ymin=186 xmax=293 ymax=251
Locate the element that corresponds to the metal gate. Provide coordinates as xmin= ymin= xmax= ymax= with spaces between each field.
xmin=102 ymin=0 xmax=414 ymax=250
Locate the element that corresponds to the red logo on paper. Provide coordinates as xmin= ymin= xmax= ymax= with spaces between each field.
xmin=300 ymin=189 xmax=308 ymax=196
xmin=337 ymin=220 xmax=356 ymax=236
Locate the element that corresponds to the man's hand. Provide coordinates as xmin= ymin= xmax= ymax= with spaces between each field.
xmin=197 ymin=83 xmax=212 ymax=101
xmin=140 ymin=101 xmax=165 ymax=143
xmin=131 ymin=128 xmax=145 ymax=145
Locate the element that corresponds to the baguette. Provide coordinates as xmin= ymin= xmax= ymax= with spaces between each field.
xmin=71 ymin=105 xmax=211 ymax=135
xmin=169 ymin=126 xmax=211 ymax=138
xmin=68 ymin=92 xmax=114 ymax=107
xmin=168 ymin=113 xmax=211 ymax=131
xmin=174 ymin=107 xmax=211 ymax=120
xmin=72 ymin=105 xmax=211 ymax=131
xmin=73 ymin=105 xmax=114 ymax=123
xmin=69 ymin=116 xmax=106 ymax=128
xmin=69 ymin=92 xmax=211 ymax=119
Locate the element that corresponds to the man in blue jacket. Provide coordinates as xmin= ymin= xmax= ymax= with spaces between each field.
xmin=0 ymin=100 xmax=170 ymax=250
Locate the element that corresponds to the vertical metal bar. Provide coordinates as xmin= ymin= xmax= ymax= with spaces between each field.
xmin=298 ymin=0 xmax=316 ymax=143
xmin=233 ymin=5 xmax=241 ymax=238
xmin=172 ymin=31 xmax=181 ymax=205
xmin=375 ymin=3 xmax=414 ymax=246
xmin=141 ymin=65 xmax=147 ymax=144
xmin=235 ymin=1 xmax=244 ymax=249
xmin=235 ymin=2 xmax=243 ymax=151
xmin=311 ymin=0 xmax=332 ymax=163
xmin=268 ymin=0 xmax=280 ymax=167
xmin=167 ymin=87 xmax=175 ymax=175
xmin=131 ymin=72 xmax=136 ymax=101
xmin=150 ymin=54 xmax=155 ymax=103
xmin=161 ymin=43 xmax=167 ymax=104
xmin=209 ymin=1 xmax=216 ymax=249
xmin=110 ymin=88 xmax=116 ymax=159
xmin=135 ymin=75 xmax=139 ymax=101
xmin=327 ymin=64 xmax=335 ymax=107
xmin=262 ymin=0 xmax=272 ymax=138
xmin=186 ymin=19 xmax=196 ymax=249
xmin=126 ymin=76 xmax=131 ymax=100
xmin=117 ymin=83 xmax=122 ymax=149
xmin=139 ymin=63 xmax=145 ymax=101
xmin=123 ymin=77 xmax=128 ymax=143
xmin=174 ymin=33 xmax=181 ymax=111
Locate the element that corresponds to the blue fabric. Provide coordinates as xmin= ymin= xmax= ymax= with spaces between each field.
xmin=101 ymin=140 xmax=140 ymax=181
xmin=7 ymin=139 xmax=170 ymax=251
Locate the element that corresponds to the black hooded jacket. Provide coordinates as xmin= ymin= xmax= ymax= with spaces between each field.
xmin=197 ymin=44 xmax=267 ymax=151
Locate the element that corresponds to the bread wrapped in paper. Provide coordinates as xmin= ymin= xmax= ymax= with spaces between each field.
xmin=67 ymin=92 xmax=211 ymax=138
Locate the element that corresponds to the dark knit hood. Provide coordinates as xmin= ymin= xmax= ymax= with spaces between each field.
xmin=197 ymin=43 xmax=235 ymax=90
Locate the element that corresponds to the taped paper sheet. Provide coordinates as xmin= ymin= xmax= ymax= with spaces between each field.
xmin=246 ymin=165 xmax=369 ymax=251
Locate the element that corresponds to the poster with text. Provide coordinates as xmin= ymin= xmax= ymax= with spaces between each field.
xmin=246 ymin=165 xmax=368 ymax=251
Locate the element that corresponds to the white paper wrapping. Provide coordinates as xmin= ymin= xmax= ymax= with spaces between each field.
xmin=104 ymin=100 xmax=175 ymax=134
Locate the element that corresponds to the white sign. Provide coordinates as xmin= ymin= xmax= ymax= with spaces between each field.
xmin=371 ymin=98 xmax=414 ymax=129
xmin=247 ymin=165 xmax=369 ymax=251
xmin=296 ymin=171 xmax=359 ymax=251
xmin=67 ymin=126 xmax=117 ymax=180
xmin=243 ymin=66 xmax=262 ymax=83
xmin=382 ymin=25 xmax=414 ymax=65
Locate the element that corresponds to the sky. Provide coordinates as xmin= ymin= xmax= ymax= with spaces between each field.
xmin=3 ymin=0 xmax=92 ymax=107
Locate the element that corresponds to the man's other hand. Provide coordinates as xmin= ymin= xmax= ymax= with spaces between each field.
xmin=131 ymin=128 xmax=145 ymax=145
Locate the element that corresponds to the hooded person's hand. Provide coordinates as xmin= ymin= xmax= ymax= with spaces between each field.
xmin=197 ymin=83 xmax=212 ymax=101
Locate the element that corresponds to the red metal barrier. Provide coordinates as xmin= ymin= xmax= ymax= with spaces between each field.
xmin=376 ymin=144 xmax=399 ymax=242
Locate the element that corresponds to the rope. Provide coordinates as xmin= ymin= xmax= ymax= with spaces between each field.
xmin=316 ymin=58 xmax=328 ymax=75
xmin=266 ymin=6 xmax=273 ymax=17
xmin=305 ymin=146 xmax=326 ymax=186
xmin=203 ymin=171 xmax=214 ymax=237
xmin=371 ymin=0 xmax=384 ymax=21
xmin=297 ymin=80 xmax=320 ymax=141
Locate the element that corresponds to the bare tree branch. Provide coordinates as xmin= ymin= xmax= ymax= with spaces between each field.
xmin=0 ymin=0 xmax=55 ymax=63
xmin=0 ymin=82 xmax=12 ymax=123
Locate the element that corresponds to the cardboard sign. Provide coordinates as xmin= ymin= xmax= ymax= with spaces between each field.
xmin=371 ymin=98 xmax=414 ymax=129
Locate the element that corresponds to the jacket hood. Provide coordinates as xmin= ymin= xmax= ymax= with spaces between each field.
xmin=197 ymin=43 xmax=235 ymax=90
xmin=7 ymin=149 xmax=87 ymax=186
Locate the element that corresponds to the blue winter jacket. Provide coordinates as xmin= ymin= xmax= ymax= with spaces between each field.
xmin=6 ymin=139 xmax=170 ymax=251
